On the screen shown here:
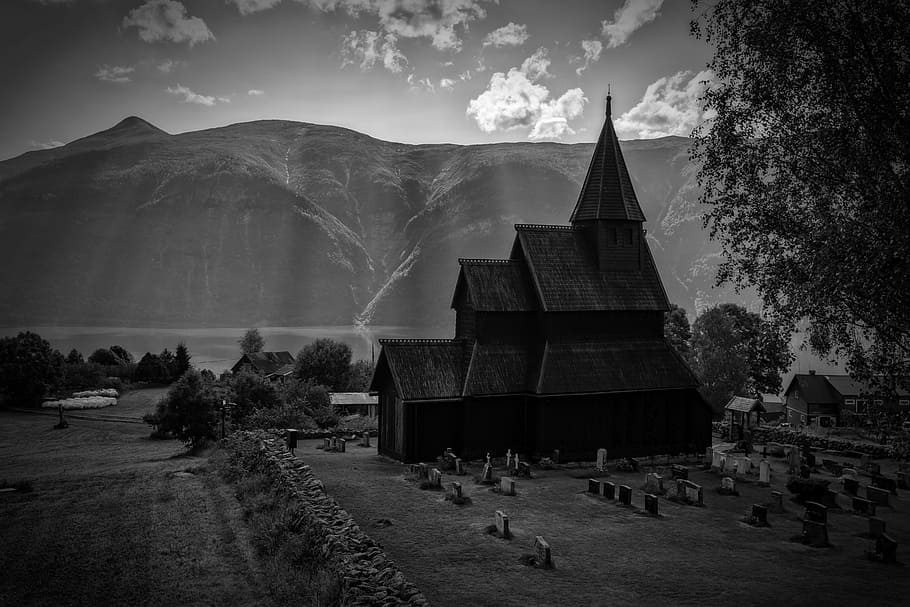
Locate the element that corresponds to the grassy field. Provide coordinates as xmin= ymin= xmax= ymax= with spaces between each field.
xmin=0 ymin=388 xmax=274 ymax=607
xmin=298 ymin=440 xmax=910 ymax=607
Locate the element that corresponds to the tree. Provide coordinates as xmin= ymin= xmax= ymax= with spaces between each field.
xmin=294 ymin=338 xmax=352 ymax=390
xmin=0 ymin=332 xmax=65 ymax=406
xmin=88 ymin=348 xmax=121 ymax=366
xmin=691 ymin=1 xmax=910 ymax=392
xmin=690 ymin=304 xmax=791 ymax=413
xmin=347 ymin=359 xmax=375 ymax=391
xmin=227 ymin=368 xmax=280 ymax=424
xmin=149 ymin=369 xmax=218 ymax=448
xmin=109 ymin=345 xmax=134 ymax=365
xmin=159 ymin=348 xmax=175 ymax=380
xmin=664 ymin=304 xmax=692 ymax=361
xmin=135 ymin=352 xmax=169 ymax=383
xmin=174 ymin=342 xmax=192 ymax=379
xmin=65 ymin=349 xmax=84 ymax=365
xmin=239 ymin=328 xmax=264 ymax=355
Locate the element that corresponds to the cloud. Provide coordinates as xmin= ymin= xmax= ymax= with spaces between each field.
xmin=156 ymin=59 xmax=184 ymax=73
xmin=614 ymin=69 xmax=714 ymax=139
xmin=482 ymin=22 xmax=528 ymax=48
xmin=601 ymin=0 xmax=663 ymax=48
xmin=458 ymin=69 xmax=472 ymax=81
xmin=520 ymin=47 xmax=550 ymax=82
xmin=28 ymin=139 xmax=65 ymax=150
xmin=122 ymin=0 xmax=214 ymax=47
xmin=439 ymin=77 xmax=456 ymax=90
xmin=248 ymin=89 xmax=266 ymax=96
xmin=407 ymin=74 xmax=435 ymax=93
xmin=166 ymin=84 xmax=227 ymax=106
xmin=467 ymin=48 xmax=587 ymax=140
xmin=341 ymin=30 xmax=408 ymax=73
xmin=229 ymin=0 xmax=283 ymax=14
xmin=95 ymin=65 xmax=135 ymax=83
xmin=575 ymin=39 xmax=602 ymax=76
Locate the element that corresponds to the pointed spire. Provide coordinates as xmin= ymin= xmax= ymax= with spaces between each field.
xmin=570 ymin=88 xmax=645 ymax=223
xmin=606 ymin=84 xmax=611 ymax=116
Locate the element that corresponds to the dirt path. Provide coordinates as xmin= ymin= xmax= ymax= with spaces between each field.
xmin=0 ymin=390 xmax=273 ymax=607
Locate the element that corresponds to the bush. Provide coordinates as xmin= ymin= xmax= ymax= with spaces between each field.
xmin=786 ymin=477 xmax=830 ymax=503
xmin=148 ymin=370 xmax=218 ymax=448
xmin=243 ymin=404 xmax=317 ymax=431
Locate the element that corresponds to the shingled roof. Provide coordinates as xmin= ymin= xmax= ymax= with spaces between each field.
xmin=570 ymin=95 xmax=645 ymax=223
xmin=232 ymin=351 xmax=296 ymax=376
xmin=463 ymin=342 xmax=544 ymax=396
xmin=374 ymin=339 xmax=465 ymax=401
xmin=784 ymin=373 xmax=840 ymax=404
xmin=512 ymin=224 xmax=670 ymax=311
xmin=725 ymin=396 xmax=765 ymax=414
xmin=451 ymin=259 xmax=539 ymax=311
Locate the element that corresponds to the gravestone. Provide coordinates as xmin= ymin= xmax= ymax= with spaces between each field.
xmin=645 ymin=473 xmax=664 ymax=493
xmin=671 ymin=464 xmax=688 ymax=480
xmin=705 ymin=447 xmax=714 ymax=465
xmin=844 ymin=478 xmax=859 ymax=495
xmin=337 ymin=438 xmax=346 ymax=453
xmin=876 ymin=534 xmax=898 ymax=563
xmin=712 ymin=450 xmax=724 ymax=471
xmin=867 ymin=461 xmax=881 ymax=476
xmin=481 ymin=463 xmax=493 ymax=484
xmin=517 ymin=462 xmax=531 ymax=478
xmin=868 ymin=516 xmax=886 ymax=538
xmin=419 ymin=463 xmax=429 ymax=479
xmin=751 ymin=504 xmax=769 ymax=525
xmin=408 ymin=463 xmax=420 ymax=476
xmin=684 ymin=480 xmax=704 ymax=505
xmin=455 ymin=458 xmax=465 ymax=475
xmin=331 ymin=437 xmax=338 ymax=451
xmin=871 ymin=475 xmax=897 ymax=496
xmin=323 ymin=437 xmax=332 ymax=451
xmin=866 ymin=485 xmax=890 ymax=508
xmin=450 ymin=481 xmax=463 ymax=500
xmin=494 ymin=510 xmax=510 ymax=538
xmin=552 ymin=449 xmax=560 ymax=464
xmin=768 ymin=442 xmax=785 ymax=457
xmin=360 ymin=432 xmax=370 ymax=447
xmin=534 ymin=536 xmax=552 ymax=568
xmin=618 ymin=485 xmax=632 ymax=505
xmin=842 ymin=467 xmax=858 ymax=482
xmin=721 ymin=476 xmax=736 ymax=494
xmin=595 ymin=448 xmax=608 ymax=472
xmin=803 ymin=501 xmax=827 ymax=525
xmin=602 ymin=481 xmax=616 ymax=500
xmin=737 ymin=457 xmax=753 ymax=476
xmin=588 ymin=479 xmax=601 ymax=495
xmin=853 ymin=496 xmax=876 ymax=516
xmin=428 ymin=468 xmax=442 ymax=488
xmin=723 ymin=456 xmax=737 ymax=475
xmin=644 ymin=493 xmax=659 ymax=516
xmin=675 ymin=479 xmax=687 ymax=500
xmin=500 ymin=477 xmax=515 ymax=496
xmin=802 ymin=520 xmax=828 ymax=547
xmin=513 ymin=454 xmax=520 ymax=474
xmin=759 ymin=460 xmax=771 ymax=486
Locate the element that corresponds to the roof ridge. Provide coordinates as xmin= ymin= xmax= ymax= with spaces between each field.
xmin=514 ymin=223 xmax=578 ymax=231
xmin=458 ymin=258 xmax=516 ymax=265
xmin=378 ymin=338 xmax=457 ymax=345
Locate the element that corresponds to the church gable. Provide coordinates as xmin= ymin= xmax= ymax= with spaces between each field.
xmin=451 ymin=259 xmax=539 ymax=312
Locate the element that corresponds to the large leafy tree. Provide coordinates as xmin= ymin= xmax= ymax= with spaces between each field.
xmin=0 ymin=332 xmax=65 ymax=406
xmin=664 ymin=304 xmax=693 ymax=362
xmin=150 ymin=369 xmax=218 ymax=448
xmin=239 ymin=328 xmax=264 ymax=356
xmin=691 ymin=1 xmax=910 ymax=391
xmin=294 ymin=338 xmax=352 ymax=391
xmin=691 ymin=304 xmax=791 ymax=413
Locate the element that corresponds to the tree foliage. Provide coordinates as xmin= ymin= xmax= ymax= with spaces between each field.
xmin=88 ymin=347 xmax=131 ymax=367
xmin=691 ymin=0 xmax=910 ymax=391
xmin=294 ymin=338 xmax=352 ymax=391
xmin=664 ymin=304 xmax=693 ymax=361
xmin=691 ymin=304 xmax=792 ymax=413
xmin=150 ymin=369 xmax=218 ymax=448
xmin=347 ymin=359 xmax=375 ymax=391
xmin=135 ymin=352 xmax=170 ymax=383
xmin=227 ymin=368 xmax=280 ymax=424
xmin=239 ymin=328 xmax=264 ymax=356
xmin=65 ymin=349 xmax=84 ymax=365
xmin=0 ymin=331 xmax=65 ymax=406
xmin=174 ymin=342 xmax=192 ymax=379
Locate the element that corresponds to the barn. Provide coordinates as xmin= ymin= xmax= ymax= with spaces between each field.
xmin=370 ymin=95 xmax=713 ymax=463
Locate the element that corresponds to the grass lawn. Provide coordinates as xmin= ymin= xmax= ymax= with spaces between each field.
xmin=298 ymin=439 xmax=910 ymax=607
xmin=0 ymin=388 xmax=273 ymax=607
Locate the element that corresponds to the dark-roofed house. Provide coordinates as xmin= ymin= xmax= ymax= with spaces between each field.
xmin=231 ymin=351 xmax=296 ymax=382
xmin=784 ymin=372 xmax=910 ymax=428
xmin=370 ymin=94 xmax=713 ymax=463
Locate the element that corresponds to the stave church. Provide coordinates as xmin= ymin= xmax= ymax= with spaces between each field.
xmin=369 ymin=94 xmax=713 ymax=463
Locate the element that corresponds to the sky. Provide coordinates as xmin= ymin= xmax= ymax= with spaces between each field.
xmin=0 ymin=0 xmax=714 ymax=161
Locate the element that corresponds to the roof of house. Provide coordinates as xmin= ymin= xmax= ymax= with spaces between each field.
xmin=569 ymin=96 xmax=645 ymax=223
xmin=233 ymin=351 xmax=296 ymax=376
xmin=760 ymin=393 xmax=783 ymax=405
xmin=329 ymin=392 xmax=378 ymax=405
xmin=451 ymin=259 xmax=538 ymax=312
xmin=512 ymin=225 xmax=670 ymax=312
xmin=725 ymin=396 xmax=766 ymax=414
xmin=784 ymin=373 xmax=840 ymax=404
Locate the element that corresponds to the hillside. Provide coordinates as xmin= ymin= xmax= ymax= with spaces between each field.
xmin=0 ymin=117 xmax=745 ymax=328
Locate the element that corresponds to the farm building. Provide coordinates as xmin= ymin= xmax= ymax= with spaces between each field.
xmin=370 ymin=95 xmax=713 ymax=463
xmin=230 ymin=351 xmax=296 ymax=382
xmin=330 ymin=392 xmax=378 ymax=417
xmin=784 ymin=371 xmax=910 ymax=429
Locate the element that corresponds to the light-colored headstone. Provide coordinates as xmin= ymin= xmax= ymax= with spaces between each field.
xmin=842 ymin=467 xmax=858 ymax=482
xmin=712 ymin=450 xmax=724 ymax=470
xmin=428 ymin=468 xmax=442 ymax=487
xmin=645 ymin=472 xmax=664 ymax=493
xmin=723 ymin=456 xmax=737 ymax=474
xmin=450 ymin=481 xmax=462 ymax=500
xmin=500 ymin=476 xmax=515 ymax=496
xmin=361 ymin=432 xmax=370 ymax=447
xmin=337 ymin=438 xmax=346 ymax=453
xmin=595 ymin=448 xmax=608 ymax=471
xmin=481 ymin=463 xmax=493 ymax=483
xmin=534 ymin=536 xmax=552 ymax=567
xmin=495 ymin=510 xmax=510 ymax=537
xmin=759 ymin=460 xmax=771 ymax=485
xmin=685 ymin=481 xmax=703 ymax=505
xmin=455 ymin=458 xmax=464 ymax=475
xmin=323 ymin=437 xmax=332 ymax=451
xmin=722 ymin=476 xmax=736 ymax=492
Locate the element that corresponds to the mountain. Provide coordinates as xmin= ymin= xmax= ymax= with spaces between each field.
xmin=0 ymin=117 xmax=747 ymax=329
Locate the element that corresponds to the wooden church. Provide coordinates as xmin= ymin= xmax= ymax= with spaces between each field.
xmin=370 ymin=95 xmax=713 ymax=463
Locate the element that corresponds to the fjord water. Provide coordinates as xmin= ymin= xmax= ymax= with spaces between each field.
xmin=3 ymin=326 xmax=446 ymax=375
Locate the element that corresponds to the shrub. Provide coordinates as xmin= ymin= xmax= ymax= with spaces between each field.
xmin=149 ymin=369 xmax=218 ymax=448
xmin=243 ymin=404 xmax=317 ymax=432
xmin=786 ymin=477 xmax=830 ymax=503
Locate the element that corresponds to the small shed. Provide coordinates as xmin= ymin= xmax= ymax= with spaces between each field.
xmin=330 ymin=392 xmax=378 ymax=418
xmin=725 ymin=396 xmax=766 ymax=439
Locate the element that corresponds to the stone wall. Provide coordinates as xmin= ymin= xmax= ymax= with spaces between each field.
xmin=750 ymin=427 xmax=898 ymax=458
xmin=225 ymin=430 xmax=428 ymax=606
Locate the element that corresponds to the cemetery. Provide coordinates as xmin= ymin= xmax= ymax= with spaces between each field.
xmin=287 ymin=436 xmax=910 ymax=606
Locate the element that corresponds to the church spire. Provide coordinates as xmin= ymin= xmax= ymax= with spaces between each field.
xmin=569 ymin=90 xmax=645 ymax=224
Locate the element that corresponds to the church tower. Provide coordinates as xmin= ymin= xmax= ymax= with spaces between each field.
xmin=569 ymin=93 xmax=645 ymax=272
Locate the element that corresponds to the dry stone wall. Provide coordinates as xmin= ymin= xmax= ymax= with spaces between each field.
xmin=225 ymin=430 xmax=428 ymax=607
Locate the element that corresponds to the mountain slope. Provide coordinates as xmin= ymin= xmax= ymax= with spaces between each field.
xmin=0 ymin=118 xmax=742 ymax=328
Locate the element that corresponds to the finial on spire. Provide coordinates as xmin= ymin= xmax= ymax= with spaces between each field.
xmin=606 ymin=83 xmax=612 ymax=116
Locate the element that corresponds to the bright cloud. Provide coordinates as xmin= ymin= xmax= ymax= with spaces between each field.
xmin=467 ymin=48 xmax=587 ymax=140
xmin=122 ymin=0 xmax=214 ymax=47
xmin=166 ymin=84 xmax=227 ymax=106
xmin=614 ymin=69 xmax=714 ymax=139
xmin=229 ymin=0 xmax=283 ymax=14
xmin=482 ymin=22 xmax=528 ymax=48
xmin=248 ymin=89 xmax=266 ymax=96
xmin=601 ymin=0 xmax=663 ymax=48
xmin=439 ymin=77 xmax=456 ymax=90
xmin=95 ymin=65 xmax=135 ymax=83
xmin=575 ymin=39 xmax=602 ymax=76
xmin=341 ymin=30 xmax=408 ymax=73
xmin=156 ymin=59 xmax=183 ymax=73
